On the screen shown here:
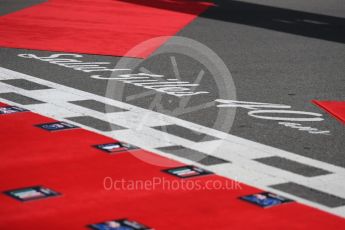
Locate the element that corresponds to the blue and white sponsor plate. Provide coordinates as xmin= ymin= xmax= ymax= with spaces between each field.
xmin=0 ymin=106 xmax=28 ymax=115
xmin=94 ymin=142 xmax=139 ymax=153
xmin=163 ymin=165 xmax=213 ymax=179
xmin=240 ymin=192 xmax=293 ymax=208
xmin=4 ymin=186 xmax=60 ymax=202
xmin=36 ymin=121 xmax=79 ymax=131
xmin=88 ymin=219 xmax=151 ymax=230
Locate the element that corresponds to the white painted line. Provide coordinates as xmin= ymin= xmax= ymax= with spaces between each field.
xmin=0 ymin=66 xmax=344 ymax=218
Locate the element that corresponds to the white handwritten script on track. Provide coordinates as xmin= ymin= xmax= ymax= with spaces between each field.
xmin=216 ymin=99 xmax=330 ymax=135
xmin=18 ymin=53 xmax=209 ymax=97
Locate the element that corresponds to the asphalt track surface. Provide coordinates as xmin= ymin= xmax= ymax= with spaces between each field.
xmin=1 ymin=0 xmax=344 ymax=166
xmin=0 ymin=0 xmax=344 ymax=228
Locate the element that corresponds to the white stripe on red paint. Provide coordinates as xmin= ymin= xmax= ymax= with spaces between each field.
xmin=0 ymin=66 xmax=345 ymax=217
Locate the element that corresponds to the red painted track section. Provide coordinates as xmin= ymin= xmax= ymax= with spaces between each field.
xmin=313 ymin=100 xmax=345 ymax=124
xmin=1 ymin=102 xmax=345 ymax=229
xmin=0 ymin=0 xmax=211 ymax=58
